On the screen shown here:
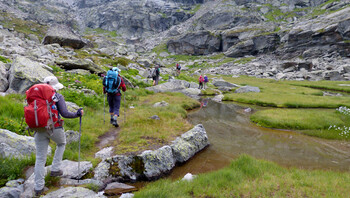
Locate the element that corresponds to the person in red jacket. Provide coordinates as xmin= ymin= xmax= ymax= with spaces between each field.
xmin=198 ymin=75 xmax=204 ymax=89
xmin=103 ymin=67 xmax=127 ymax=127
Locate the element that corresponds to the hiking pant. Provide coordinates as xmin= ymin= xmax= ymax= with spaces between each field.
xmin=34 ymin=127 xmax=66 ymax=191
xmin=108 ymin=94 xmax=121 ymax=116
xmin=199 ymin=82 xmax=203 ymax=89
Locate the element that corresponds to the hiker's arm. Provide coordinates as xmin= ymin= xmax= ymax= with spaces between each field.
xmin=120 ymin=78 xmax=126 ymax=92
xmin=56 ymin=93 xmax=80 ymax=118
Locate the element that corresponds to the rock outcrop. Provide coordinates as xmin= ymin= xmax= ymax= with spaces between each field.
xmin=43 ymin=24 xmax=86 ymax=49
xmin=94 ymin=124 xmax=209 ymax=181
xmin=55 ymin=59 xmax=105 ymax=74
xmin=42 ymin=187 xmax=106 ymax=198
xmin=7 ymin=56 xmax=53 ymax=94
xmin=0 ymin=129 xmax=51 ymax=159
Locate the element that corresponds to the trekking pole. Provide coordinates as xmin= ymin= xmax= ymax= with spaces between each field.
xmin=78 ymin=115 xmax=82 ymax=184
xmin=103 ymin=93 xmax=106 ymax=124
xmin=123 ymin=92 xmax=126 ymax=124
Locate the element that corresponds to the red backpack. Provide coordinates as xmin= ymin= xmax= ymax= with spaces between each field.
xmin=24 ymin=84 xmax=59 ymax=130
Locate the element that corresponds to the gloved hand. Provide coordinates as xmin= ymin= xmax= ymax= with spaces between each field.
xmin=77 ymin=108 xmax=84 ymax=117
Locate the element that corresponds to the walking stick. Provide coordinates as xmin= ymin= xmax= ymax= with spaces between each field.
xmin=103 ymin=93 xmax=106 ymax=124
xmin=123 ymin=92 xmax=126 ymax=124
xmin=78 ymin=115 xmax=82 ymax=184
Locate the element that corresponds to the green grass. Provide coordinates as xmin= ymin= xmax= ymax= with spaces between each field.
xmin=223 ymin=76 xmax=350 ymax=108
xmin=134 ymin=155 xmax=350 ymax=197
xmin=0 ymin=94 xmax=26 ymax=135
xmin=251 ymin=109 xmax=348 ymax=130
xmin=0 ymin=55 xmax=11 ymax=63
xmin=114 ymin=91 xmax=200 ymax=154
xmin=0 ymin=154 xmax=36 ymax=187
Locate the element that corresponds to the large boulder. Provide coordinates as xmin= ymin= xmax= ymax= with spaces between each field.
xmin=146 ymin=79 xmax=197 ymax=93
xmin=140 ymin=146 xmax=176 ymax=180
xmin=171 ymin=124 xmax=209 ymax=163
xmin=338 ymin=18 xmax=350 ymax=39
xmin=94 ymin=124 xmax=209 ymax=181
xmin=0 ymin=62 xmax=9 ymax=92
xmin=42 ymin=187 xmax=106 ymax=198
xmin=55 ymin=59 xmax=105 ymax=74
xmin=43 ymin=24 xmax=86 ymax=49
xmin=0 ymin=129 xmax=51 ymax=159
xmin=7 ymin=56 xmax=53 ymax=94
xmin=234 ymin=86 xmax=261 ymax=93
xmin=167 ymin=31 xmax=221 ymax=55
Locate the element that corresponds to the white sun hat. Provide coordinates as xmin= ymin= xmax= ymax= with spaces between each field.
xmin=43 ymin=76 xmax=64 ymax=91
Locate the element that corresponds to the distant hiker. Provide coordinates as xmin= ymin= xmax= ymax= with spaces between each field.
xmin=103 ymin=67 xmax=127 ymax=127
xmin=176 ymin=63 xmax=181 ymax=76
xmin=152 ymin=65 xmax=160 ymax=86
xmin=25 ymin=76 xmax=84 ymax=197
xmin=198 ymin=74 xmax=204 ymax=89
xmin=204 ymin=75 xmax=209 ymax=89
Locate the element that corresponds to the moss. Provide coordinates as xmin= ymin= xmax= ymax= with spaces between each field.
xmin=130 ymin=156 xmax=145 ymax=174
xmin=109 ymin=162 xmax=122 ymax=177
xmin=234 ymin=57 xmax=255 ymax=64
xmin=0 ymin=55 xmax=11 ymax=63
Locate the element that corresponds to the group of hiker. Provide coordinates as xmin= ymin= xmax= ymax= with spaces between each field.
xmin=25 ymin=63 xmax=209 ymax=196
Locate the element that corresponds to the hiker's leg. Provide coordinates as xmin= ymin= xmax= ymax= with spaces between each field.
xmin=107 ymin=94 xmax=114 ymax=114
xmin=34 ymin=131 xmax=50 ymax=191
xmin=50 ymin=128 xmax=66 ymax=172
xmin=114 ymin=95 xmax=121 ymax=117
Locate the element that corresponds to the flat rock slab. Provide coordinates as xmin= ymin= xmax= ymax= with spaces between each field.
xmin=104 ymin=182 xmax=137 ymax=195
xmin=42 ymin=187 xmax=106 ymax=198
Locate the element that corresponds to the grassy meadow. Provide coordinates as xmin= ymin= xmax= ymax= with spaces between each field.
xmin=134 ymin=155 xmax=350 ymax=198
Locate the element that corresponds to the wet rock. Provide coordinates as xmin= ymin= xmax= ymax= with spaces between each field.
xmin=0 ymin=129 xmax=51 ymax=159
xmin=42 ymin=187 xmax=106 ymax=198
xmin=43 ymin=24 xmax=86 ymax=49
xmin=7 ymin=56 xmax=53 ymax=94
xmin=95 ymin=147 xmax=114 ymax=160
xmin=104 ymin=182 xmax=137 ymax=196
xmin=234 ymin=86 xmax=260 ymax=93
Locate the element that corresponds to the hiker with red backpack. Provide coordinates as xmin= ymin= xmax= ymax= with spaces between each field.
xmin=24 ymin=76 xmax=84 ymax=197
xmin=198 ymin=74 xmax=204 ymax=89
xmin=103 ymin=67 xmax=127 ymax=127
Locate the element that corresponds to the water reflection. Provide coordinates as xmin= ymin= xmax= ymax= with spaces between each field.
xmin=169 ymin=100 xmax=350 ymax=179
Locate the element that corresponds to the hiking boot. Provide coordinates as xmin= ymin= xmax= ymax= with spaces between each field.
xmin=34 ymin=188 xmax=44 ymax=197
xmin=50 ymin=170 xmax=63 ymax=177
xmin=113 ymin=119 xmax=119 ymax=128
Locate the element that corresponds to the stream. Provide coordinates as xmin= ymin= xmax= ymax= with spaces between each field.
xmin=168 ymin=99 xmax=350 ymax=180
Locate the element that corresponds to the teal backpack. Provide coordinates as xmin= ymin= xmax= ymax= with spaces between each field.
xmin=103 ymin=69 xmax=121 ymax=94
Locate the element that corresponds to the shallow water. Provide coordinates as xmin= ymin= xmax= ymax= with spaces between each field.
xmin=169 ymin=100 xmax=350 ymax=180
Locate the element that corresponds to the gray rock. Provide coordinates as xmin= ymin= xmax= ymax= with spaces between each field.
xmin=0 ymin=62 xmax=9 ymax=92
xmin=212 ymin=94 xmax=224 ymax=102
xmin=0 ymin=186 xmax=22 ymax=198
xmin=153 ymin=101 xmax=169 ymax=107
xmin=55 ymin=59 xmax=105 ymax=74
xmin=234 ymin=86 xmax=260 ymax=93
xmin=65 ymin=101 xmax=80 ymax=112
xmin=149 ymin=115 xmax=160 ymax=120
xmin=65 ymin=130 xmax=80 ymax=144
xmin=323 ymin=70 xmax=344 ymax=80
xmin=42 ymin=187 xmax=106 ymax=198
xmin=93 ymin=161 xmax=111 ymax=181
xmin=7 ymin=56 xmax=53 ymax=94
xmin=140 ymin=146 xmax=175 ymax=179
xmin=104 ymin=182 xmax=137 ymax=195
xmin=0 ymin=129 xmax=51 ymax=159
xmin=120 ymin=193 xmax=135 ymax=198
xmin=6 ymin=179 xmax=24 ymax=188
xmin=95 ymin=147 xmax=114 ymax=160
xmin=43 ymin=24 xmax=86 ymax=49
xmin=146 ymin=79 xmax=196 ymax=93
xmin=181 ymin=88 xmax=201 ymax=96
xmin=171 ymin=124 xmax=209 ymax=163
xmin=60 ymin=178 xmax=104 ymax=188
xmin=59 ymin=160 xmax=93 ymax=180
xmin=213 ymin=81 xmax=238 ymax=88
xmin=167 ymin=31 xmax=221 ymax=55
